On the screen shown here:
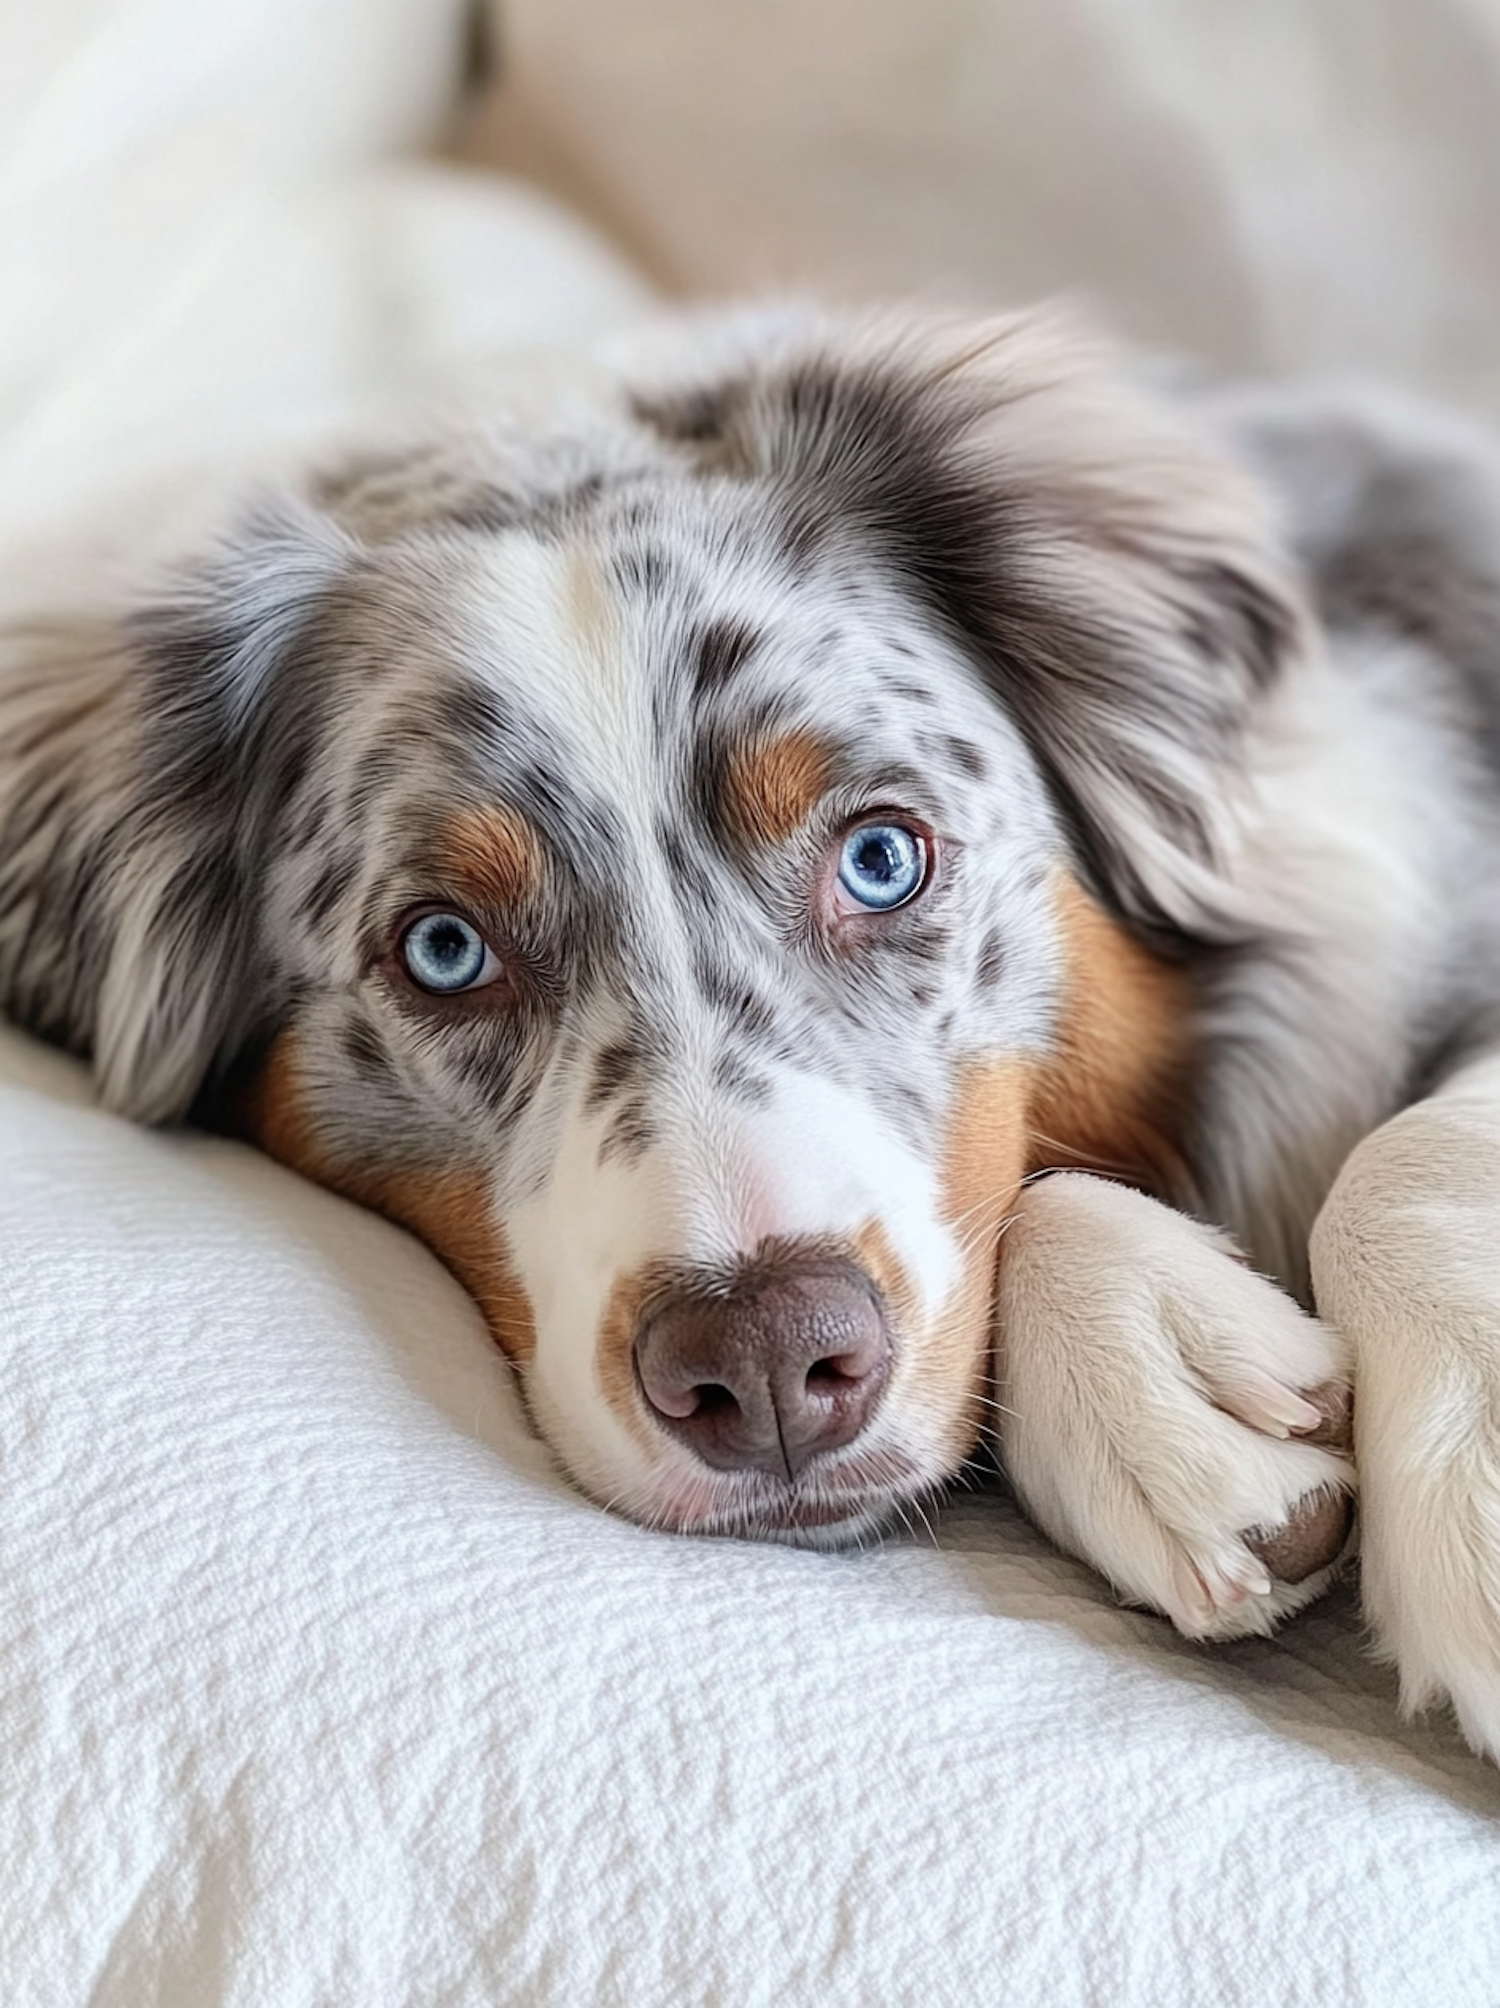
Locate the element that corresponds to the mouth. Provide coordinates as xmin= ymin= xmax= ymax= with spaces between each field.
xmin=641 ymin=1465 xmax=926 ymax=1549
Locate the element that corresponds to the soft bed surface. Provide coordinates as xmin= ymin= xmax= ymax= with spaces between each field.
xmin=2 ymin=1025 xmax=1498 ymax=2005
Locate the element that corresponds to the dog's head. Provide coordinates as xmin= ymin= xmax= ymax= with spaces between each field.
xmin=0 ymin=306 xmax=1306 ymax=1542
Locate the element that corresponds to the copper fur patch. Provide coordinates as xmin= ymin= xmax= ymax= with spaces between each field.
xmin=439 ymin=802 xmax=546 ymax=913
xmin=921 ymin=879 xmax=1191 ymax=1458
xmin=1028 ymin=874 xmax=1193 ymax=1194
xmin=923 ymin=1058 xmax=1035 ymax=1460
xmin=241 ymin=1031 xmax=536 ymax=1364
xmin=594 ymin=1265 xmax=665 ymax=1452
xmin=852 ymin=1218 xmax=921 ymax=1335
xmin=723 ymin=731 xmax=832 ymax=846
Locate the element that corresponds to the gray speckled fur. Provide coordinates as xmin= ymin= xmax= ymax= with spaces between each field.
xmin=2 ymin=304 xmax=1499 ymax=1309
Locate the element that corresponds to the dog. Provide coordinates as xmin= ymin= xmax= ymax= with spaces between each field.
xmin=2 ymin=302 xmax=1499 ymax=1760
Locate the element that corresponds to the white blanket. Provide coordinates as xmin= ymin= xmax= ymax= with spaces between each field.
xmin=3 ymin=2 xmax=1500 ymax=2001
xmin=4 ymin=1024 xmax=1499 ymax=2004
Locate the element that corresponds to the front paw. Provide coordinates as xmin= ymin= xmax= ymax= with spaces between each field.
xmin=1312 ymin=1082 xmax=1500 ymax=1762
xmin=996 ymin=1174 xmax=1355 ymax=1640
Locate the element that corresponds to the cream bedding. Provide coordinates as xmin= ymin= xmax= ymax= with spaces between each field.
xmin=473 ymin=0 xmax=1500 ymax=419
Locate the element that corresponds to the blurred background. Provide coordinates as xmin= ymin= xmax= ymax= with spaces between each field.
xmin=5 ymin=0 xmax=1500 ymax=542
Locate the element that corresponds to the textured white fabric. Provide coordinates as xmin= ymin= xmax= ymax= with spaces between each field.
xmin=471 ymin=0 xmax=1500 ymax=419
xmin=4 ymin=1 xmax=1500 ymax=2000
xmin=3 ymin=1022 xmax=1499 ymax=2004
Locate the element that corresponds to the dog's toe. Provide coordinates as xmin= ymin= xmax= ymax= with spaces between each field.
xmin=1245 ymin=1482 xmax=1355 ymax=1585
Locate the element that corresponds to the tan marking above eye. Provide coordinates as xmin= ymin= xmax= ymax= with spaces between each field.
xmin=722 ymin=730 xmax=833 ymax=846
xmin=438 ymin=803 xmax=547 ymax=913
xmin=238 ymin=1030 xmax=536 ymax=1366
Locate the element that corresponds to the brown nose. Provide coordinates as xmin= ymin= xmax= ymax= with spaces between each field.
xmin=633 ymin=1249 xmax=893 ymax=1479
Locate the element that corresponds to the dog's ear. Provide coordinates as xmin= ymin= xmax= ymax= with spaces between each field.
xmin=0 ymin=500 xmax=355 ymax=1121
xmin=632 ymin=305 xmax=1310 ymax=942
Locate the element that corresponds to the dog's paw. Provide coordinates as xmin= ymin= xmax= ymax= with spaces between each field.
xmin=996 ymin=1173 xmax=1355 ymax=1640
xmin=1312 ymin=1078 xmax=1500 ymax=1763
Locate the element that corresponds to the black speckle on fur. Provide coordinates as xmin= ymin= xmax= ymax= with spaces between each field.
xmin=1175 ymin=560 xmax=1295 ymax=690
xmin=658 ymin=821 xmax=722 ymax=921
xmin=598 ymin=1096 xmax=656 ymax=1165
xmin=689 ymin=616 xmax=759 ymax=699
xmin=430 ymin=680 xmax=512 ymax=759
xmin=712 ymin=1046 xmax=772 ymax=1106
xmin=631 ymin=382 xmax=738 ymax=446
xmin=340 ymin=1013 xmax=393 ymax=1084
xmin=304 ymin=850 xmax=361 ymax=929
xmin=942 ymin=734 xmax=987 ymax=782
xmin=585 ymin=1036 xmax=651 ymax=1111
xmin=696 ymin=962 xmax=777 ymax=1039
xmin=976 ymin=927 xmax=1007 ymax=990
xmin=613 ymin=545 xmax=674 ymax=599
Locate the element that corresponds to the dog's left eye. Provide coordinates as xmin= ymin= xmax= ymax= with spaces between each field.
xmin=836 ymin=822 xmax=928 ymax=912
xmin=399 ymin=912 xmax=502 ymax=994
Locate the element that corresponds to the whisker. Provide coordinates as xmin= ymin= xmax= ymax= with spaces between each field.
xmin=1025 ymin=1130 xmax=1136 ymax=1181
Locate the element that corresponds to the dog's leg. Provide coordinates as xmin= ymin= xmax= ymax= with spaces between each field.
xmin=1310 ymin=1050 xmax=1500 ymax=1760
xmin=995 ymin=1172 xmax=1355 ymax=1639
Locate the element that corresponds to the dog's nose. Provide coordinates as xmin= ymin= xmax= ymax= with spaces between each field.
xmin=633 ymin=1251 xmax=892 ymax=1479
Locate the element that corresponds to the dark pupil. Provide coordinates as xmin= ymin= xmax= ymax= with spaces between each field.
xmin=425 ymin=919 xmax=470 ymax=969
xmin=855 ymin=833 xmax=900 ymax=883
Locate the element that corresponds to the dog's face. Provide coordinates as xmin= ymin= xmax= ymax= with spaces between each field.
xmin=0 ymin=306 xmax=1304 ymax=1542
xmin=242 ymin=515 xmax=1072 ymax=1542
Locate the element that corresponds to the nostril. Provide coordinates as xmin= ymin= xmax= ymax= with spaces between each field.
xmin=640 ymin=1377 xmax=737 ymax=1422
xmin=662 ymin=1382 xmax=739 ymax=1422
xmin=643 ymin=1383 xmax=700 ymax=1420
xmin=633 ymin=1251 xmax=893 ymax=1476
xmin=806 ymin=1354 xmax=865 ymax=1388
xmin=693 ymin=1382 xmax=739 ymax=1416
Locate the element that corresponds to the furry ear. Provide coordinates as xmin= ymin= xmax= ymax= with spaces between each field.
xmin=0 ymin=500 xmax=355 ymax=1122
xmin=631 ymin=304 xmax=1311 ymax=941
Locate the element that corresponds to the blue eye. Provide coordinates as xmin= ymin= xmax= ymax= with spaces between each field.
xmin=400 ymin=912 xmax=495 ymax=993
xmin=837 ymin=823 xmax=927 ymax=911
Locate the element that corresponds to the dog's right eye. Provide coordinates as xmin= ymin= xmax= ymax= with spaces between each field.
xmin=399 ymin=912 xmax=502 ymax=994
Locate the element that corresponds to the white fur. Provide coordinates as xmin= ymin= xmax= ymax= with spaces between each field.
xmin=997 ymin=1173 xmax=1353 ymax=1639
xmin=512 ymin=1057 xmax=965 ymax=1529
xmin=1311 ymin=1051 xmax=1500 ymax=1762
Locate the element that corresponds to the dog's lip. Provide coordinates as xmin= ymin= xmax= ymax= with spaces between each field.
xmin=744 ymin=1495 xmax=872 ymax=1530
xmin=657 ymin=1475 xmax=903 ymax=1542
